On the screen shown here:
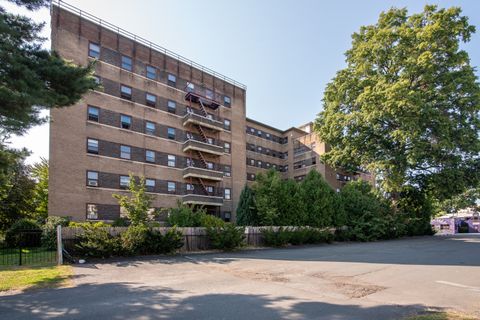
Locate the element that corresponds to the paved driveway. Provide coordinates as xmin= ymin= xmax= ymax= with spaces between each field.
xmin=1 ymin=235 xmax=480 ymax=319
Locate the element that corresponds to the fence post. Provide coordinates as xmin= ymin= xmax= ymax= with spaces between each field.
xmin=18 ymin=247 xmax=22 ymax=266
xmin=57 ymin=225 xmax=63 ymax=265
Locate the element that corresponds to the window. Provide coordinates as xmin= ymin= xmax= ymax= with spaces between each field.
xmin=167 ymin=100 xmax=176 ymax=114
xmin=146 ymin=65 xmax=156 ymax=80
xmin=87 ymin=138 xmax=98 ymax=154
xmin=224 ymin=142 xmax=231 ymax=153
xmin=145 ymin=121 xmax=155 ymax=135
xmin=167 ymin=155 xmax=176 ymax=167
xmin=121 ymin=55 xmax=132 ymax=71
xmin=266 ymin=163 xmax=271 ymax=168
xmin=224 ymin=166 xmax=231 ymax=177
xmin=120 ymin=175 xmax=130 ymax=188
xmin=120 ymin=85 xmax=132 ymax=100
xmin=224 ymin=211 xmax=231 ymax=222
xmin=224 ymin=96 xmax=231 ymax=107
xmin=249 ymin=159 xmax=255 ymax=166
xmin=167 ymin=181 xmax=176 ymax=193
xmin=167 ymin=73 xmax=176 ymax=87
xmin=205 ymin=89 xmax=213 ymax=100
xmin=250 ymin=128 xmax=255 ymax=133
xmin=206 ymin=186 xmax=214 ymax=193
xmin=88 ymin=42 xmax=100 ymax=58
xmin=206 ymin=162 xmax=214 ymax=170
xmin=224 ymin=188 xmax=231 ymax=200
xmin=257 ymin=146 xmax=262 ymax=152
xmin=145 ymin=179 xmax=155 ymax=192
xmin=146 ymin=93 xmax=156 ymax=107
xmin=206 ymin=113 xmax=213 ymax=120
xmin=257 ymin=160 xmax=262 ymax=168
xmin=86 ymin=204 xmax=98 ymax=220
xmin=186 ymin=82 xmax=194 ymax=91
xmin=224 ymin=119 xmax=231 ymax=131
xmin=120 ymin=115 xmax=132 ymax=129
xmin=186 ymin=183 xmax=194 ymax=191
xmin=87 ymin=171 xmax=98 ymax=187
xmin=312 ymin=157 xmax=316 ymax=165
xmin=266 ymin=133 xmax=271 ymax=139
xmin=206 ymin=137 xmax=213 ymax=145
xmin=257 ymin=130 xmax=262 ymax=137
xmin=146 ymin=150 xmax=155 ymax=163
xmin=167 ymin=127 xmax=175 ymax=140
xmin=120 ymin=145 xmax=131 ymax=159
xmin=87 ymin=106 xmax=99 ymax=122
xmin=186 ymin=132 xmax=193 ymax=140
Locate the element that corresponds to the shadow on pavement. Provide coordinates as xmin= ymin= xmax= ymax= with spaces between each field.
xmin=0 ymin=282 xmax=425 ymax=320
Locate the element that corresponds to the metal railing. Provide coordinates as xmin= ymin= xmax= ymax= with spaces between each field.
xmin=51 ymin=1 xmax=247 ymax=90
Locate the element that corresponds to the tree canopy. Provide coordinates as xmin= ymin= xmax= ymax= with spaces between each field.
xmin=315 ymin=5 xmax=480 ymax=201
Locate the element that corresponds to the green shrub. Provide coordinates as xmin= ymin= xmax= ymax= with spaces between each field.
xmin=200 ymin=214 xmax=225 ymax=228
xmin=5 ymin=219 xmax=41 ymax=247
xmin=207 ymin=224 xmax=245 ymax=251
xmin=112 ymin=217 xmax=130 ymax=227
xmin=41 ymin=216 xmax=70 ymax=250
xmin=120 ymin=224 xmax=149 ymax=255
xmin=261 ymin=227 xmax=291 ymax=247
xmin=167 ymin=201 xmax=225 ymax=228
xmin=69 ymin=221 xmax=110 ymax=228
xmin=75 ymin=225 xmax=122 ymax=258
xmin=146 ymin=227 xmax=184 ymax=254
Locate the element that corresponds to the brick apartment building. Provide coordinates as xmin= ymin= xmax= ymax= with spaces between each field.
xmin=48 ymin=2 xmax=371 ymax=222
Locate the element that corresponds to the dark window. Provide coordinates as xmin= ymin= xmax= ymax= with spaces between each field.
xmin=167 ymin=181 xmax=176 ymax=193
xmin=121 ymin=55 xmax=132 ymax=71
xmin=224 ymin=211 xmax=231 ymax=222
xmin=145 ymin=179 xmax=155 ymax=192
xmin=145 ymin=121 xmax=155 ymax=135
xmin=88 ymin=106 xmax=99 ymax=122
xmin=167 ymin=74 xmax=176 ymax=87
xmin=205 ymin=89 xmax=213 ymax=100
xmin=87 ymin=171 xmax=98 ymax=187
xmin=87 ymin=138 xmax=99 ymax=154
xmin=88 ymin=42 xmax=100 ymax=58
xmin=120 ymin=175 xmax=130 ymax=189
xmin=146 ymin=150 xmax=155 ymax=163
xmin=146 ymin=66 xmax=156 ymax=80
xmin=224 ymin=119 xmax=231 ymax=131
xmin=224 ymin=96 xmax=231 ymax=107
xmin=167 ymin=127 xmax=176 ymax=140
xmin=86 ymin=204 xmax=98 ymax=220
xmin=120 ymin=145 xmax=131 ymax=159
xmin=146 ymin=93 xmax=156 ymax=107
xmin=167 ymin=100 xmax=176 ymax=114
xmin=120 ymin=115 xmax=132 ymax=129
xmin=120 ymin=85 xmax=132 ymax=100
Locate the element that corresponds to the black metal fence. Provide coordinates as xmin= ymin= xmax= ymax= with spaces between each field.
xmin=0 ymin=229 xmax=57 ymax=266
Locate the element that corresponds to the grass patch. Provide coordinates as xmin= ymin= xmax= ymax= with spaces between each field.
xmin=0 ymin=264 xmax=72 ymax=292
xmin=404 ymin=311 xmax=477 ymax=320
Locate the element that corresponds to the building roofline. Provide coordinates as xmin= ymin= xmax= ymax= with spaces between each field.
xmin=246 ymin=117 xmax=307 ymax=135
xmin=51 ymin=0 xmax=246 ymax=90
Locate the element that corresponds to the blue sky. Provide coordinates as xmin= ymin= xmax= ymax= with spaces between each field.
xmin=7 ymin=0 xmax=480 ymax=163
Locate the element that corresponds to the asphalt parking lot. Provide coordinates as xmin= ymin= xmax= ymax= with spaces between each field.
xmin=1 ymin=235 xmax=479 ymax=319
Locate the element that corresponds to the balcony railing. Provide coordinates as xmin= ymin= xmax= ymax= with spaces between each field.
xmin=185 ymin=85 xmax=221 ymax=109
xmin=183 ymin=139 xmax=224 ymax=156
xmin=183 ymin=166 xmax=224 ymax=181
xmin=182 ymin=194 xmax=224 ymax=206
xmin=183 ymin=112 xmax=224 ymax=131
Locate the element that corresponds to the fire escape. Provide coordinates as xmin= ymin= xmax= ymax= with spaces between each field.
xmin=182 ymin=83 xmax=225 ymax=208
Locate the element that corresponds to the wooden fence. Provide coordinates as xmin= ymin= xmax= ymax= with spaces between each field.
xmin=61 ymin=226 xmax=335 ymax=253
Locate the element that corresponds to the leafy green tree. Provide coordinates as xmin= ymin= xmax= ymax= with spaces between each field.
xmin=275 ymin=178 xmax=304 ymax=226
xmin=0 ymin=0 xmax=97 ymax=138
xmin=236 ymin=185 xmax=258 ymax=226
xmin=252 ymin=170 xmax=284 ymax=225
xmin=315 ymin=5 xmax=480 ymax=201
xmin=397 ymin=186 xmax=434 ymax=236
xmin=299 ymin=170 xmax=343 ymax=227
xmin=30 ymin=157 xmax=49 ymax=221
xmin=0 ymin=148 xmax=35 ymax=230
xmin=113 ymin=174 xmax=153 ymax=226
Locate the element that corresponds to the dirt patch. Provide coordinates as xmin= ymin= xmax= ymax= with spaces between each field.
xmin=311 ymin=272 xmax=386 ymax=298
xmin=211 ymin=265 xmax=290 ymax=283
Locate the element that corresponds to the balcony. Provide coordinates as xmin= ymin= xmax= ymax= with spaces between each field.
xmin=183 ymin=139 xmax=224 ymax=156
xmin=183 ymin=112 xmax=224 ymax=131
xmin=185 ymin=86 xmax=221 ymax=110
xmin=182 ymin=194 xmax=224 ymax=207
xmin=183 ymin=166 xmax=224 ymax=181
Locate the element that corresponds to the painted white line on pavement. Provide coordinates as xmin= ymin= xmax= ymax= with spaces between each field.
xmin=436 ymin=281 xmax=480 ymax=292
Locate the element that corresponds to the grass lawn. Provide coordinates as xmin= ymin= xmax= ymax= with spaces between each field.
xmin=404 ymin=311 xmax=478 ymax=320
xmin=0 ymin=264 xmax=72 ymax=292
